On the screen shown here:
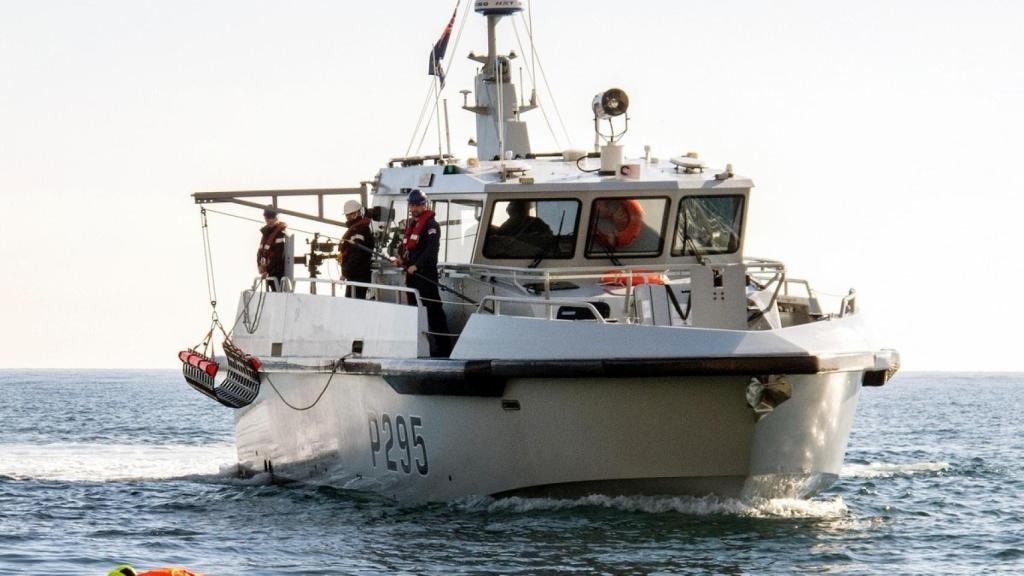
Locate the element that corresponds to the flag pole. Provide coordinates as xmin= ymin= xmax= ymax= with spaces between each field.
xmin=428 ymin=1 xmax=460 ymax=163
xmin=433 ymin=68 xmax=444 ymax=162
xmin=443 ymin=98 xmax=453 ymax=160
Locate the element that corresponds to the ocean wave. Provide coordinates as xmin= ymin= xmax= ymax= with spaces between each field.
xmin=841 ymin=462 xmax=950 ymax=478
xmin=189 ymin=468 xmax=276 ymax=487
xmin=0 ymin=442 xmax=237 ymax=482
xmin=451 ymin=493 xmax=849 ymax=519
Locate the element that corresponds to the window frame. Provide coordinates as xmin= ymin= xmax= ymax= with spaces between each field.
xmin=583 ymin=195 xmax=672 ymax=260
xmin=671 ymin=194 xmax=746 ymax=257
xmin=482 ymin=197 xmax=583 ymax=260
xmin=432 ymin=199 xmax=449 ymax=261
xmin=441 ymin=198 xmax=484 ymax=264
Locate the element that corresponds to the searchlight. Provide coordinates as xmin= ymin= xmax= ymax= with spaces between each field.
xmin=592 ymin=89 xmax=631 ymax=173
xmin=592 ymin=88 xmax=629 ymax=119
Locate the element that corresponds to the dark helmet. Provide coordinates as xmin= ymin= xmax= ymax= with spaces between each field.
xmin=408 ymin=189 xmax=428 ymax=206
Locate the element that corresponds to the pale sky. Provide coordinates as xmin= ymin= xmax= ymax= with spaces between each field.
xmin=1 ymin=0 xmax=1022 ymax=371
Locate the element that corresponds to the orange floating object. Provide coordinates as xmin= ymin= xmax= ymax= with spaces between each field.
xmin=599 ymin=270 xmax=666 ymax=287
xmin=139 ymin=569 xmax=204 ymax=576
xmin=593 ymin=198 xmax=645 ymax=248
xmin=178 ymin=349 xmax=219 ymax=377
xmin=109 ymin=566 xmax=204 ymax=576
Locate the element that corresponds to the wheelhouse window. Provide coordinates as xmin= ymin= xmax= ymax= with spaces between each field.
xmin=585 ymin=197 xmax=669 ymax=258
xmin=672 ymin=195 xmax=744 ymax=256
xmin=382 ymin=199 xmax=408 ymax=259
xmin=440 ymin=199 xmax=482 ymax=263
xmin=483 ymin=199 xmax=580 ymax=259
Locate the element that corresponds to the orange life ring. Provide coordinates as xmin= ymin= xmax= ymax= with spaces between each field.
xmin=599 ymin=270 xmax=665 ymax=287
xmin=138 ymin=569 xmax=204 ymax=576
xmin=593 ymin=199 xmax=645 ymax=249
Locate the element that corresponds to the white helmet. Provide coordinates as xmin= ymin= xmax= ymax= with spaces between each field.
xmin=343 ymin=199 xmax=362 ymax=216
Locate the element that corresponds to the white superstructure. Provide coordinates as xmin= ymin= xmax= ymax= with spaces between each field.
xmin=185 ymin=3 xmax=898 ymax=503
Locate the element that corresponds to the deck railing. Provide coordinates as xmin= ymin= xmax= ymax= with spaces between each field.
xmin=253 ymin=257 xmax=851 ymax=324
xmin=475 ymin=296 xmax=608 ymax=323
xmin=444 ymin=259 xmax=788 ymax=320
xmin=254 ymin=276 xmax=423 ymax=308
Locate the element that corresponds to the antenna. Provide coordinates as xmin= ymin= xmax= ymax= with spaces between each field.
xmin=495 ymin=36 xmax=506 ymax=166
xmin=519 ymin=67 xmax=525 ymax=107
xmin=443 ymin=98 xmax=453 ymax=159
xmin=434 ymin=73 xmax=444 ymax=161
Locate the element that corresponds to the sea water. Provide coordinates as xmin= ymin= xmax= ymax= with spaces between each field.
xmin=1 ymin=371 xmax=1021 ymax=575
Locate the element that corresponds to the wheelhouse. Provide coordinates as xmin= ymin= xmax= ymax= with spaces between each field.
xmin=371 ymin=177 xmax=750 ymax=269
xmin=474 ymin=189 xmax=747 ymax=267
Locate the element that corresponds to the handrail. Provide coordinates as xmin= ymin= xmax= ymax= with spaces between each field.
xmin=257 ymin=261 xmax=786 ymax=299
xmin=475 ymin=296 xmax=608 ymax=323
xmin=445 ymin=259 xmax=785 ymax=321
xmin=743 ymin=257 xmax=787 ymax=271
xmin=780 ymin=278 xmax=815 ymax=299
xmin=250 ymin=277 xmax=293 ymax=293
xmin=291 ymin=277 xmax=422 ymax=305
xmin=254 ymin=276 xmax=423 ymax=309
xmin=444 ymin=259 xmax=784 ymax=281
xmin=840 ymin=290 xmax=857 ymax=318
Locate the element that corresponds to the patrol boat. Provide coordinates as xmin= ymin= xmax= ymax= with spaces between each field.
xmin=181 ymin=0 xmax=899 ymax=502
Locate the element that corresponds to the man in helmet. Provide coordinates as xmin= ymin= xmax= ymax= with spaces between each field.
xmin=338 ymin=199 xmax=375 ymax=299
xmin=397 ymin=189 xmax=452 ymax=357
xmin=257 ymin=206 xmax=289 ymax=291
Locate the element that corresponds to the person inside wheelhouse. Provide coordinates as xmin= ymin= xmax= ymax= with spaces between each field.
xmin=483 ymin=199 xmax=580 ymax=261
xmin=479 ymin=194 xmax=743 ymax=264
xmin=496 ymin=200 xmax=553 ymax=245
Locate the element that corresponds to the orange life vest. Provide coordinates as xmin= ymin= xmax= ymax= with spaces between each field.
xmin=403 ymin=210 xmax=436 ymax=251
xmin=594 ymin=199 xmax=645 ymax=249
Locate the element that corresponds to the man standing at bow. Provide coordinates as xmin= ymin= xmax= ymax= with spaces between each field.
xmin=397 ymin=190 xmax=452 ymax=357
xmin=257 ymin=206 xmax=288 ymax=291
xmin=339 ymin=199 xmax=375 ymax=299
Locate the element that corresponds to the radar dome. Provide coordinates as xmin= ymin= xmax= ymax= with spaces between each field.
xmin=474 ymin=0 xmax=524 ymax=16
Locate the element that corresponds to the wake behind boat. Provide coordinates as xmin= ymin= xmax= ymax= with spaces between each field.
xmin=180 ymin=0 xmax=898 ymax=503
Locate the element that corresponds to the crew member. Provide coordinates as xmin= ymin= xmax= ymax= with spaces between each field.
xmin=497 ymin=200 xmax=553 ymax=239
xmin=397 ymin=189 xmax=453 ymax=357
xmin=257 ymin=207 xmax=289 ymax=291
xmin=338 ymin=199 xmax=375 ymax=299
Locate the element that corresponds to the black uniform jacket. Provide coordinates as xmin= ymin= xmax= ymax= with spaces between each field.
xmin=404 ymin=215 xmax=441 ymax=281
xmin=257 ymin=221 xmax=288 ymax=277
xmin=341 ymin=217 xmax=375 ymax=281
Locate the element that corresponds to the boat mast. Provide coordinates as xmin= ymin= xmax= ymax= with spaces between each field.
xmin=463 ymin=0 xmax=536 ymax=161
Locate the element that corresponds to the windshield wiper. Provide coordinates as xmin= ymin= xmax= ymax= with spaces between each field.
xmin=686 ymin=237 xmax=708 ymax=265
xmin=529 ymin=210 xmax=567 ymax=269
xmin=681 ymin=229 xmax=708 ymax=265
xmin=596 ymin=235 xmax=623 ymax=266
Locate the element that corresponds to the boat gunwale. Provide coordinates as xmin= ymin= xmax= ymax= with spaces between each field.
xmin=242 ymin=350 xmax=899 ymax=397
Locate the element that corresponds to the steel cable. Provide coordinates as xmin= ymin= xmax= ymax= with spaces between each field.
xmin=263 ymin=360 xmax=342 ymax=412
